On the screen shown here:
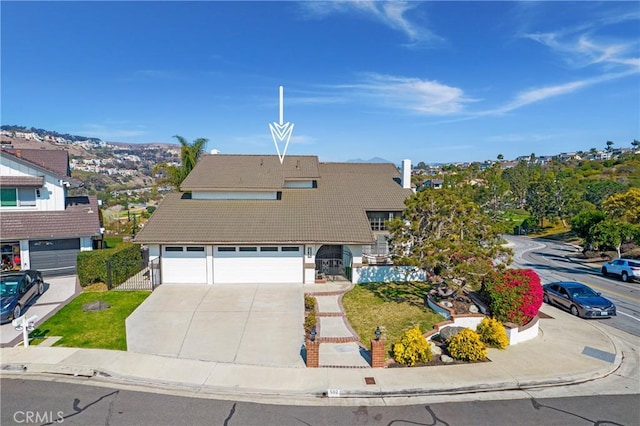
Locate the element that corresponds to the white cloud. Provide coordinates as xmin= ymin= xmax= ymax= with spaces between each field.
xmin=488 ymin=69 xmax=636 ymax=115
xmin=343 ymin=73 xmax=474 ymax=115
xmin=299 ymin=1 xmax=442 ymax=45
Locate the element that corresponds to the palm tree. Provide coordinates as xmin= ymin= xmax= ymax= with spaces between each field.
xmin=632 ymin=139 xmax=640 ymax=150
xmin=497 ymin=154 xmax=504 ymax=161
xmin=153 ymin=135 xmax=208 ymax=190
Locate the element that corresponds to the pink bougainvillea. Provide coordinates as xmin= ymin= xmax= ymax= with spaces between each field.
xmin=481 ymin=269 xmax=543 ymax=326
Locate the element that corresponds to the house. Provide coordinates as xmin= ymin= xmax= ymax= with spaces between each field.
xmin=417 ymin=178 xmax=444 ymax=191
xmin=0 ymin=148 xmax=103 ymax=275
xmin=134 ymin=155 xmax=413 ymax=285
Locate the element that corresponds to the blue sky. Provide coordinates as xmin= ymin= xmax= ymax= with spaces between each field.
xmin=2 ymin=1 xmax=638 ymax=164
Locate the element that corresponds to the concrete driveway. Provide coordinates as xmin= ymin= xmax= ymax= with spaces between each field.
xmin=0 ymin=275 xmax=80 ymax=347
xmin=126 ymin=283 xmax=305 ymax=367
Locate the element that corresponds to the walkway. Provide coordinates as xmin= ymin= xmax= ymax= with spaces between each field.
xmin=303 ymin=280 xmax=371 ymax=368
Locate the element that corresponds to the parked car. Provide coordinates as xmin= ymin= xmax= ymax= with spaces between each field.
xmin=601 ymin=259 xmax=640 ymax=282
xmin=542 ymin=281 xmax=616 ymax=318
xmin=0 ymin=270 xmax=44 ymax=323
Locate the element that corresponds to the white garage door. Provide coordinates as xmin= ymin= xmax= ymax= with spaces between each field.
xmin=214 ymin=246 xmax=302 ymax=283
xmin=162 ymin=246 xmax=207 ymax=284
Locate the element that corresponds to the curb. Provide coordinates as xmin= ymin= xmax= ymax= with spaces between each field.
xmin=0 ymin=347 xmax=624 ymax=406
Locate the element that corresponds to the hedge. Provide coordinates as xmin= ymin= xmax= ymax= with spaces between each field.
xmin=77 ymin=243 xmax=142 ymax=287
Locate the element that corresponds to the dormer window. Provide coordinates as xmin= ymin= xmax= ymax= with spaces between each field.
xmin=0 ymin=187 xmax=36 ymax=207
xmin=367 ymin=211 xmax=399 ymax=231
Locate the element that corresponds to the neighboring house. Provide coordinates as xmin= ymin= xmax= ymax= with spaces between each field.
xmin=417 ymin=179 xmax=444 ymax=191
xmin=0 ymin=148 xmax=103 ymax=276
xmin=134 ymin=155 xmax=413 ymax=284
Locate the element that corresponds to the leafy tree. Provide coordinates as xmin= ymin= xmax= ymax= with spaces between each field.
xmin=603 ymin=188 xmax=640 ymax=224
xmin=571 ymin=210 xmax=606 ymax=249
xmin=502 ymin=160 xmax=531 ymax=207
xmin=525 ymin=174 xmax=553 ymax=227
xmin=591 ymin=220 xmax=639 ymax=258
xmin=583 ymin=181 xmax=628 ymax=207
xmin=387 ymin=188 xmax=511 ymax=290
xmin=632 ymin=139 xmax=640 ymax=149
xmin=606 ymin=140 xmax=614 ymax=152
xmin=416 ymin=161 xmax=427 ymax=169
xmin=152 ymin=135 xmax=208 ymax=190
xmin=497 ymin=154 xmax=504 ymax=161
xmin=475 ymin=163 xmax=509 ymax=222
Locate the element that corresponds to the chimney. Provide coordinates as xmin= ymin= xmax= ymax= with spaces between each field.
xmin=401 ymin=159 xmax=411 ymax=189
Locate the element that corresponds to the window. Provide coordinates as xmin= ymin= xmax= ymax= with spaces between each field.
xmin=18 ymin=188 xmax=36 ymax=207
xmin=366 ymin=211 xmax=399 ymax=231
xmin=0 ymin=187 xmax=36 ymax=207
xmin=260 ymin=247 xmax=278 ymax=252
xmin=239 ymin=247 xmax=257 ymax=252
xmin=186 ymin=247 xmax=205 ymax=252
xmin=282 ymin=246 xmax=300 ymax=252
xmin=1 ymin=188 xmax=17 ymax=207
xmin=165 ymin=246 xmax=183 ymax=252
xmin=218 ymin=247 xmax=236 ymax=252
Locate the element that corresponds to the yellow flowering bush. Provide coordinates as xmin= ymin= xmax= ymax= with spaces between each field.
xmin=447 ymin=328 xmax=487 ymax=361
xmin=393 ymin=326 xmax=431 ymax=366
xmin=476 ymin=317 xmax=509 ymax=349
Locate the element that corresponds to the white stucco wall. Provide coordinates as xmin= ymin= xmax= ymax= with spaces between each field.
xmin=0 ymin=156 xmax=66 ymax=211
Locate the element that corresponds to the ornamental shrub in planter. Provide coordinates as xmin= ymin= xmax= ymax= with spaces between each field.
xmin=304 ymin=296 xmax=317 ymax=334
xmin=393 ymin=326 xmax=432 ymax=367
xmin=476 ymin=317 xmax=509 ymax=349
xmin=481 ymin=269 xmax=543 ymax=326
xmin=446 ymin=328 xmax=487 ymax=361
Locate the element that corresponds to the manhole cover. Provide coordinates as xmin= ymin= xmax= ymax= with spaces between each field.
xmin=82 ymin=301 xmax=111 ymax=312
xmin=364 ymin=377 xmax=376 ymax=385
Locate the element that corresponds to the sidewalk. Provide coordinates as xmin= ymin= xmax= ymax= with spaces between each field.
xmin=0 ymin=301 xmax=630 ymax=406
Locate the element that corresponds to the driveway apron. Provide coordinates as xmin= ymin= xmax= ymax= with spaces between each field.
xmin=126 ymin=284 xmax=305 ymax=368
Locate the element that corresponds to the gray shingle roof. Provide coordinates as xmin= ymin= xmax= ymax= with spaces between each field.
xmin=0 ymin=176 xmax=45 ymax=187
xmin=1 ymin=148 xmax=81 ymax=187
xmin=0 ymin=195 xmax=102 ymax=240
xmin=181 ymin=155 xmax=320 ymax=190
xmin=135 ymin=157 xmax=412 ymax=245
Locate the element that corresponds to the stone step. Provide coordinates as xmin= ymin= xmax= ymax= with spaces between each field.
xmin=319 ymin=342 xmax=371 ymax=368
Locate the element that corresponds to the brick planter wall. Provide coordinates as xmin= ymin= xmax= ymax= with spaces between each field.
xmin=305 ymin=339 xmax=319 ymax=368
xmin=370 ymin=338 xmax=386 ymax=368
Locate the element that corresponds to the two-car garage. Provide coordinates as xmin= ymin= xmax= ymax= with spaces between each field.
xmin=161 ymin=245 xmax=303 ymax=284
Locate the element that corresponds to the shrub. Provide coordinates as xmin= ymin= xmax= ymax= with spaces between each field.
xmin=304 ymin=296 xmax=317 ymax=311
xmin=77 ymin=243 xmax=143 ymax=287
xmin=393 ymin=326 xmax=431 ymax=366
xmin=447 ymin=328 xmax=487 ymax=361
xmin=481 ymin=269 xmax=543 ymax=326
xmin=304 ymin=310 xmax=317 ymax=334
xmin=476 ymin=317 xmax=509 ymax=349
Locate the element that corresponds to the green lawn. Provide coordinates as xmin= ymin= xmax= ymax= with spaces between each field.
xmin=30 ymin=291 xmax=150 ymax=350
xmin=342 ymin=282 xmax=444 ymax=358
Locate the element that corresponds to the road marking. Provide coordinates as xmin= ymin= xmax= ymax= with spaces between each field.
xmin=617 ymin=310 xmax=640 ymax=322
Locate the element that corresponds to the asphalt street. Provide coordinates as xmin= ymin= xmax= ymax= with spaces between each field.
xmin=505 ymin=235 xmax=640 ymax=337
xmin=1 ymin=378 xmax=638 ymax=426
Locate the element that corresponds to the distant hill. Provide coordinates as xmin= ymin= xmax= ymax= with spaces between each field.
xmin=347 ymin=157 xmax=392 ymax=163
